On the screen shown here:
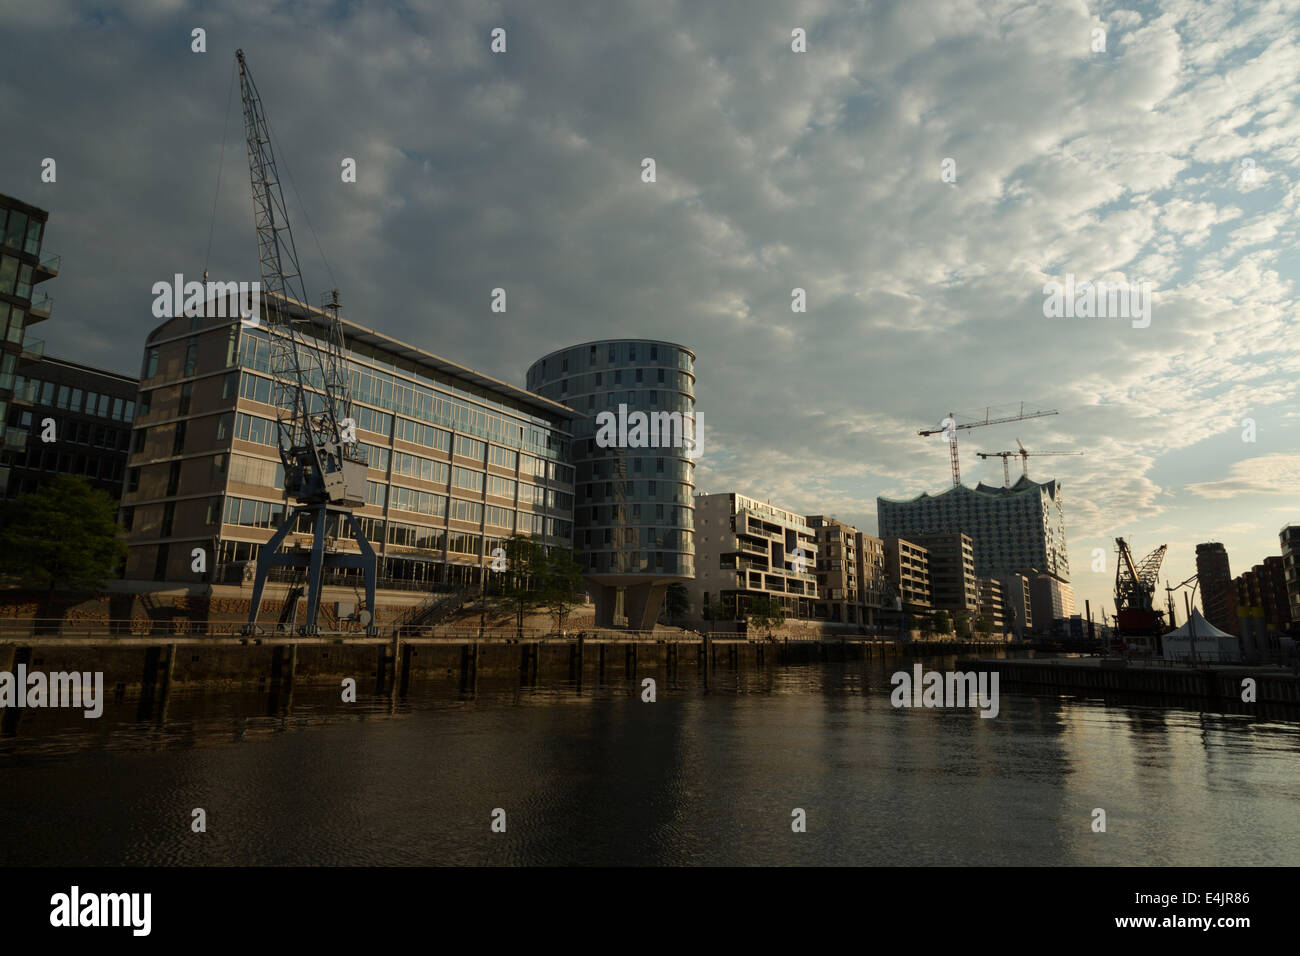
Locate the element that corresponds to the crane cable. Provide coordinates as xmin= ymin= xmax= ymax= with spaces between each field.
xmin=204 ymin=58 xmax=238 ymax=281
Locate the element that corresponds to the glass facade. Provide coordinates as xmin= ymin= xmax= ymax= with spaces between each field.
xmin=527 ymin=340 xmax=696 ymax=580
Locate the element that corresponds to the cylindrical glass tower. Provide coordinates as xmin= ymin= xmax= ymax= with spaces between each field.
xmin=527 ymin=339 xmax=696 ymax=628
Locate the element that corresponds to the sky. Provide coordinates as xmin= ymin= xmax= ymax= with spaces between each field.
xmin=2 ymin=0 xmax=1298 ymax=621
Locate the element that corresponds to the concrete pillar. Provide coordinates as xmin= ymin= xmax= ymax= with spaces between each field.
xmin=624 ymin=583 xmax=668 ymax=631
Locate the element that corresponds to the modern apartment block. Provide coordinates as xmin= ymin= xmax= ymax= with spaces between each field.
xmin=691 ymin=492 xmax=818 ymax=624
xmin=976 ymin=577 xmax=1005 ymax=636
xmin=910 ymin=532 xmax=978 ymax=617
xmin=3 ymin=356 xmax=138 ymax=498
xmin=0 ymin=193 xmax=59 ymax=492
xmin=1282 ymin=525 xmax=1300 ymax=626
xmin=121 ymin=294 xmax=576 ymax=590
xmin=527 ymin=340 xmax=696 ymax=628
xmin=878 ymin=476 xmax=1071 ymax=583
xmin=1195 ymin=542 xmax=1234 ymax=635
xmin=882 ymin=536 xmax=931 ymax=614
xmin=1239 ymin=557 xmax=1293 ymax=635
xmin=992 ymin=571 xmax=1032 ymax=640
xmin=807 ymin=515 xmax=887 ymax=628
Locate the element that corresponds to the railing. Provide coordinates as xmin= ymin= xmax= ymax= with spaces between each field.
xmin=2 ymin=425 xmax=28 ymax=451
xmin=37 ymin=251 xmax=60 ymax=274
xmin=20 ymin=336 xmax=43 ymax=360
xmin=28 ymin=292 xmax=52 ymax=318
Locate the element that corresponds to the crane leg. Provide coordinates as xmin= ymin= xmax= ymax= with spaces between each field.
xmin=303 ymin=506 xmax=328 ymax=635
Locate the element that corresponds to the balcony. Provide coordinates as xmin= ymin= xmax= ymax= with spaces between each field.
xmin=34 ymin=251 xmax=59 ymax=281
xmin=20 ymin=336 xmax=43 ymax=361
xmin=9 ymin=379 xmax=38 ymax=404
xmin=28 ymin=292 xmax=52 ymax=322
xmin=3 ymin=426 xmax=29 ymax=452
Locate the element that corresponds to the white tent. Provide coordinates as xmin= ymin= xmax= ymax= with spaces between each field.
xmin=1162 ymin=608 xmax=1240 ymax=663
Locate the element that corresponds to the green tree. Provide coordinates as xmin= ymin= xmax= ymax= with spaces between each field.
xmin=540 ymin=547 xmax=586 ymax=636
xmin=701 ymin=597 xmax=729 ymax=631
xmin=976 ymin=614 xmax=994 ymax=639
xmin=0 ymin=476 xmax=127 ymax=619
xmin=953 ymin=611 xmax=972 ymax=639
xmin=664 ymin=582 xmax=690 ymax=624
xmin=747 ymin=594 xmax=786 ymax=642
xmin=931 ymin=609 xmax=951 ymax=637
xmin=501 ymin=533 xmax=547 ymax=639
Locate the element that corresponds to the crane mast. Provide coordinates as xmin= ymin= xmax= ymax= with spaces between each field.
xmin=236 ymin=49 xmax=377 ymax=635
xmin=918 ymin=403 xmax=1059 ymax=486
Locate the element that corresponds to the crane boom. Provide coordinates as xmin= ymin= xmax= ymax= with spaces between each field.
xmin=917 ymin=403 xmax=1059 ymax=486
xmin=236 ymin=50 xmax=377 ymax=636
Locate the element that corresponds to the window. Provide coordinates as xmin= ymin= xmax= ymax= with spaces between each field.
xmin=119 ymin=506 xmax=135 ymax=531
xmin=144 ymin=348 xmax=159 ymax=379
xmin=184 ymin=337 xmax=199 ymax=376
xmin=454 ymin=435 xmax=485 ymax=461
xmin=651 ymin=345 xmax=658 ymax=361
xmin=452 ymin=467 xmax=484 ymax=494
xmin=485 ymin=505 xmax=513 ymax=529
xmin=487 ymin=475 xmax=515 ymax=499
xmin=488 ymin=445 xmax=517 ymax=470
xmin=160 ymin=501 xmax=175 ymax=537
xmin=179 ymin=382 xmax=193 ymax=416
xmin=448 ymin=499 xmax=483 ymax=524
xmin=112 ymin=393 xmax=124 ymax=417
xmin=166 ymin=461 xmax=181 ymax=496
xmin=56 ymin=385 xmax=70 ymax=409
xmin=70 ymin=388 xmax=83 ymax=412
xmin=366 ymin=481 xmax=387 ymax=507
xmin=112 ymin=398 xmax=124 ymax=421
xmin=171 ymin=420 xmax=186 ymax=455
xmin=205 ymin=497 xmax=222 ymax=525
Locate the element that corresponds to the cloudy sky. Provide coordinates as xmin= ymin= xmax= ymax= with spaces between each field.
xmin=4 ymin=0 xmax=1299 ymax=620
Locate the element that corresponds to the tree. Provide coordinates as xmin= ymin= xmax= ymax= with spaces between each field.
xmin=976 ymin=614 xmax=994 ymax=640
xmin=664 ymin=582 xmax=690 ymax=624
xmin=501 ymin=533 xmax=547 ymax=640
xmin=539 ymin=547 xmax=585 ymax=636
xmin=747 ymin=594 xmax=786 ymax=642
xmin=953 ymin=611 xmax=972 ymax=639
xmin=0 ymin=476 xmax=127 ymax=619
xmin=931 ymin=609 xmax=950 ymax=637
xmin=919 ymin=612 xmax=935 ymax=641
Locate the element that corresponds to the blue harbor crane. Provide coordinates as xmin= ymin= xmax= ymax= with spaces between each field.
xmin=236 ymin=49 xmax=377 ymax=635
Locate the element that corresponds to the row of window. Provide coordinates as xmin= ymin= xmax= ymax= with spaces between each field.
xmin=0 ymin=205 xmax=44 ymax=256
xmin=11 ymin=375 xmax=135 ymax=422
xmin=6 ymin=447 xmax=125 ymax=482
xmin=239 ymin=332 xmax=568 ymax=460
xmin=12 ymin=410 xmax=128 ymax=451
xmin=0 ymin=253 xmax=34 ymax=299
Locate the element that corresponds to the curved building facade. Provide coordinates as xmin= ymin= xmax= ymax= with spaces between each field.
xmin=527 ymin=340 xmax=696 ymax=628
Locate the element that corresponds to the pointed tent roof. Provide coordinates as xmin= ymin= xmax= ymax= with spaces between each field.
xmin=1163 ymin=608 xmax=1235 ymax=640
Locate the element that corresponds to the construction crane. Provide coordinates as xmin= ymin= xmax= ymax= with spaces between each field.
xmin=1113 ymin=537 xmax=1167 ymax=648
xmin=236 ymin=50 xmax=377 ymax=635
xmin=918 ymin=403 xmax=1058 ymax=486
xmin=977 ymin=439 xmax=1083 ymax=488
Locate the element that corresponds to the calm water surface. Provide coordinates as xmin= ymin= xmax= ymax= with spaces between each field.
xmin=3 ymin=655 xmax=1298 ymax=865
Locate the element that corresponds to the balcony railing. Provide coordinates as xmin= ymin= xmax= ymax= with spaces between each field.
xmin=8 ymin=380 xmax=38 ymax=403
xmin=20 ymin=336 xmax=43 ymax=361
xmin=28 ymin=292 xmax=52 ymax=319
xmin=35 ymin=251 xmax=60 ymax=278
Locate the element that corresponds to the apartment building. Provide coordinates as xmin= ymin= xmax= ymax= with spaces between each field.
xmin=0 ymin=193 xmax=59 ymax=492
xmin=1195 ymin=542 xmax=1235 ymax=635
xmin=120 ymin=294 xmax=576 ymax=589
xmin=882 ymin=536 xmax=931 ymax=614
xmin=992 ymin=571 xmax=1033 ymax=640
xmin=910 ymin=531 xmax=978 ymax=617
xmin=691 ymin=492 xmax=818 ymax=623
xmin=1282 ymin=525 xmax=1300 ymax=627
xmin=807 ymin=515 xmax=886 ymax=628
xmin=976 ymin=576 xmax=1005 ymax=636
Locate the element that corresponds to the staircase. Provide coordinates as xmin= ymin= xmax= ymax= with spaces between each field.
xmin=394 ymin=589 xmax=472 ymax=636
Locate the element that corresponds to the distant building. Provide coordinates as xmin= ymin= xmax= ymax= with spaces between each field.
xmin=910 ymin=532 xmax=978 ymax=617
xmin=991 ymin=571 xmax=1033 ymax=640
xmin=807 ymin=515 xmax=887 ymax=629
xmin=878 ymin=476 xmax=1070 ymax=583
xmin=976 ymin=576 xmax=1005 ymax=637
xmin=691 ymin=492 xmax=818 ymax=625
xmin=1029 ymin=572 xmax=1075 ymax=637
xmin=1281 ymin=525 xmax=1300 ymax=627
xmin=3 ymin=356 xmax=138 ymax=499
xmin=1195 ymin=542 xmax=1234 ymax=635
xmin=882 ymin=536 xmax=931 ymax=615
xmin=1259 ymin=556 xmax=1291 ymax=634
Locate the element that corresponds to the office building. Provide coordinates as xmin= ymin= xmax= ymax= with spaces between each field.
xmin=528 ymin=340 xmax=696 ymax=628
xmin=1029 ymin=572 xmax=1075 ymax=636
xmin=121 ymin=294 xmax=576 ymax=588
xmin=878 ymin=476 xmax=1070 ymax=583
xmin=3 ymin=356 xmax=138 ymax=498
xmin=976 ymin=576 xmax=1005 ymax=636
xmin=1282 ymin=524 xmax=1300 ymax=626
xmin=691 ymin=492 xmax=818 ymax=623
xmin=1195 ymin=542 xmax=1234 ymax=635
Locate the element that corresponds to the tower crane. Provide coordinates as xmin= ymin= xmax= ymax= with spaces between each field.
xmin=976 ymin=439 xmax=1083 ymax=487
xmin=236 ymin=50 xmax=377 ymax=635
xmin=918 ymin=403 xmax=1058 ymax=486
